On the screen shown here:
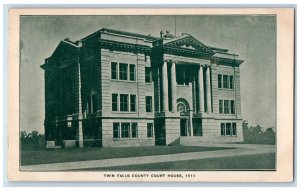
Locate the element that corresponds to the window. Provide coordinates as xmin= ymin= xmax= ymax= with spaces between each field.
xmin=219 ymin=100 xmax=223 ymax=114
xmin=112 ymin=62 xmax=136 ymax=82
xmin=113 ymin=122 xmax=139 ymax=139
xmin=232 ymin=123 xmax=237 ymax=135
xmin=229 ymin=76 xmax=234 ymax=89
xmin=120 ymin=94 xmax=129 ymax=111
xmin=221 ymin=123 xmax=225 ymax=136
xmin=221 ymin=123 xmax=237 ymax=136
xmin=176 ymin=66 xmax=184 ymax=85
xmin=131 ymin=123 xmax=138 ymax=138
xmin=220 ymin=99 xmax=235 ymax=115
xmin=129 ymin=64 xmax=135 ymax=81
xmin=112 ymin=94 xmax=118 ymax=111
xmin=145 ymin=67 xmax=152 ymax=83
xmin=146 ymin=96 xmax=153 ymax=112
xmin=218 ymin=74 xmax=222 ymax=88
xmin=219 ymin=74 xmax=234 ymax=90
xmin=121 ymin=123 xmax=130 ymax=138
xmin=223 ymin=75 xmax=229 ymax=89
xmin=111 ymin=62 xmax=118 ymax=80
xmin=119 ymin=63 xmax=128 ymax=80
xmin=130 ymin=95 xmax=136 ymax=112
xmin=224 ymin=100 xmax=230 ymax=114
xmin=91 ymin=94 xmax=97 ymax=113
xmin=113 ymin=123 xmax=119 ymax=138
xmin=176 ymin=65 xmax=189 ymax=86
xmin=230 ymin=100 xmax=235 ymax=114
xmin=147 ymin=123 xmax=153 ymax=138
xmin=226 ymin=123 xmax=231 ymax=135
xmin=113 ymin=94 xmax=136 ymax=113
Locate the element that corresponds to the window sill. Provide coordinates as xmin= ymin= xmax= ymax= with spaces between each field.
xmin=145 ymin=82 xmax=153 ymax=85
xmin=113 ymin=138 xmax=139 ymax=141
xmin=111 ymin=79 xmax=136 ymax=83
xmin=112 ymin=111 xmax=138 ymax=114
xmin=220 ymin=135 xmax=238 ymax=137
xmin=218 ymin=88 xmax=234 ymax=91
xmin=219 ymin=114 xmax=236 ymax=116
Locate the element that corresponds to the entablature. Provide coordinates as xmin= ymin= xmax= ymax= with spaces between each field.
xmin=163 ymin=54 xmax=211 ymax=66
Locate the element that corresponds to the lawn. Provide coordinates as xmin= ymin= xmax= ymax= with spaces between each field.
xmin=21 ymin=146 xmax=232 ymax=166
xmin=88 ymin=153 xmax=276 ymax=171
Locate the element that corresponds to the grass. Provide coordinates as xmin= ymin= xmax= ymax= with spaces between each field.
xmin=88 ymin=153 xmax=276 ymax=171
xmin=21 ymin=146 xmax=232 ymax=166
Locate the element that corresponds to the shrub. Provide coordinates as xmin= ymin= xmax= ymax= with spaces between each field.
xmin=20 ymin=130 xmax=45 ymax=150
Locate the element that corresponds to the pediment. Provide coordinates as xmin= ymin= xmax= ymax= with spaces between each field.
xmin=163 ymin=35 xmax=213 ymax=54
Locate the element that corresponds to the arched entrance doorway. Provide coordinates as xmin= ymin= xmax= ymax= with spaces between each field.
xmin=177 ymin=98 xmax=192 ymax=136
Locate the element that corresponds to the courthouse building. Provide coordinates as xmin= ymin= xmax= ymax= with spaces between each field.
xmin=41 ymin=28 xmax=244 ymax=148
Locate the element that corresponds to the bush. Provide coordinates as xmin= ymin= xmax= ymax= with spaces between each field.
xmin=243 ymin=124 xmax=276 ymax=145
xmin=20 ymin=130 xmax=45 ymax=150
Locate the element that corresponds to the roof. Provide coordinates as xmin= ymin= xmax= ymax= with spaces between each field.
xmin=41 ymin=39 xmax=80 ymax=70
xmin=82 ymin=28 xmax=160 ymax=42
xmin=208 ymin=46 xmax=229 ymax=53
xmin=82 ymin=28 xmax=237 ymax=55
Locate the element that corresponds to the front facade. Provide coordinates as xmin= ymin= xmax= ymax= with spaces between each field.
xmin=41 ymin=28 xmax=243 ymax=148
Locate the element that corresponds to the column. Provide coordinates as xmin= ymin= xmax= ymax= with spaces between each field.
xmin=171 ymin=62 xmax=177 ymax=112
xmin=90 ymin=95 xmax=93 ymax=113
xmin=206 ymin=66 xmax=212 ymax=113
xmin=86 ymin=102 xmax=89 ymax=114
xmin=77 ymin=59 xmax=83 ymax=148
xmin=198 ymin=66 xmax=205 ymax=112
xmin=162 ymin=61 xmax=169 ymax=111
xmin=78 ymin=122 xmax=83 ymax=148
xmin=190 ymin=111 xmax=194 ymax=136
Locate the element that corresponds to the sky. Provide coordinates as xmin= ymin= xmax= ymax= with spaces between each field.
xmin=20 ymin=15 xmax=276 ymax=133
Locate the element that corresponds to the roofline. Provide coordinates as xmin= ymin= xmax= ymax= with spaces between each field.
xmin=81 ymin=30 xmax=101 ymax=41
xmin=208 ymin=46 xmax=229 ymax=52
xmin=100 ymin=28 xmax=159 ymax=41
xmin=212 ymin=56 xmax=244 ymax=64
xmin=214 ymin=52 xmax=239 ymax=57
xmin=62 ymin=39 xmax=81 ymax=48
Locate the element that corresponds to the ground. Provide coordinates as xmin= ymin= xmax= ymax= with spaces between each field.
xmin=90 ymin=153 xmax=275 ymax=171
xmin=20 ymin=144 xmax=276 ymax=171
xmin=21 ymin=146 xmax=231 ymax=165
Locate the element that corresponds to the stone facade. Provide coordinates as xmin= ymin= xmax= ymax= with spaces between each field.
xmin=41 ymin=28 xmax=244 ymax=148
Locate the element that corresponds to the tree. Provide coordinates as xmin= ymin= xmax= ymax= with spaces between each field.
xmin=20 ymin=130 xmax=44 ymax=150
xmin=243 ymin=123 xmax=276 ymax=145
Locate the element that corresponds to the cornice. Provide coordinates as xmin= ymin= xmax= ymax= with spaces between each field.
xmin=98 ymin=39 xmax=152 ymax=54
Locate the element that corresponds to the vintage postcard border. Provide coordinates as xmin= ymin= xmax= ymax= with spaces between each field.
xmin=7 ymin=8 xmax=294 ymax=182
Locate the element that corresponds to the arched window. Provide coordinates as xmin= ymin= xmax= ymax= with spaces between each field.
xmin=177 ymin=98 xmax=190 ymax=116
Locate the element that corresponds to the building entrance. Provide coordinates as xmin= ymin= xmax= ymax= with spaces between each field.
xmin=180 ymin=118 xmax=189 ymax=136
xmin=177 ymin=98 xmax=192 ymax=136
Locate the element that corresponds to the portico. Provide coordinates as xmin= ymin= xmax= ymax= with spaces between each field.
xmin=154 ymin=54 xmax=214 ymax=144
xmin=160 ymin=61 xmax=213 ymax=113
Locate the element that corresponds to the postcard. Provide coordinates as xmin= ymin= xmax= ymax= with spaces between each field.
xmin=7 ymin=8 xmax=294 ymax=182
